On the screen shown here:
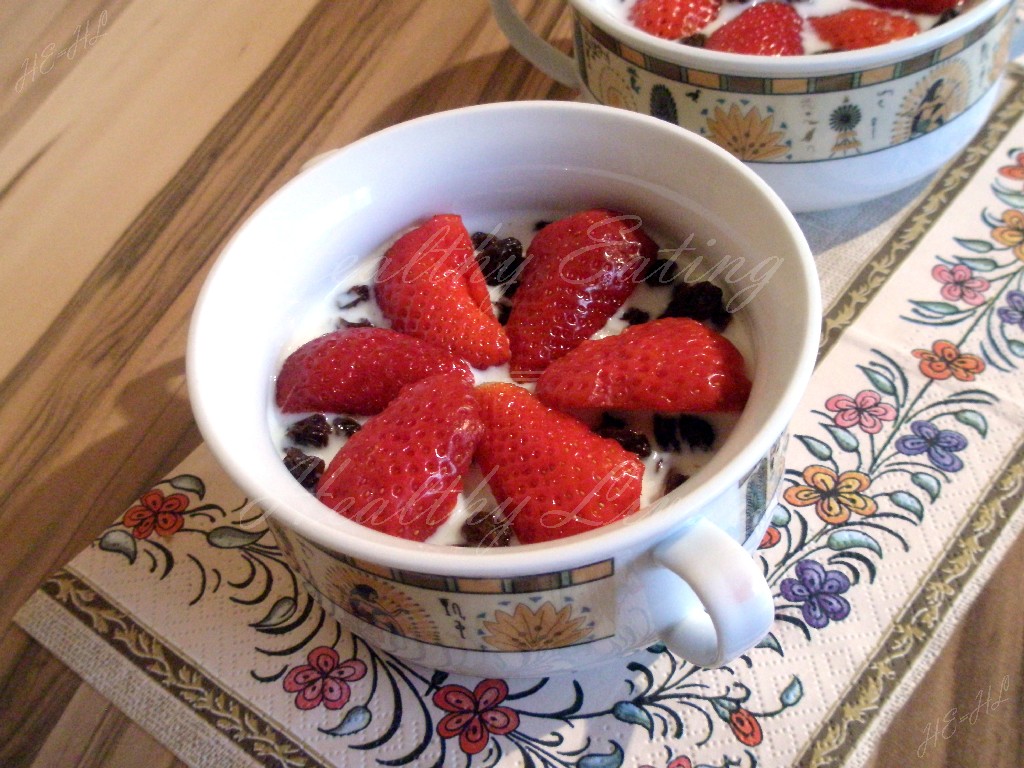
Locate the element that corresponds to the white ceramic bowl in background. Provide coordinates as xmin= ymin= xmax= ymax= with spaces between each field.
xmin=491 ymin=0 xmax=1017 ymax=211
xmin=187 ymin=101 xmax=820 ymax=677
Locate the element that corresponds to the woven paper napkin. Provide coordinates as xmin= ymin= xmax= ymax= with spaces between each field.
xmin=16 ymin=71 xmax=1024 ymax=768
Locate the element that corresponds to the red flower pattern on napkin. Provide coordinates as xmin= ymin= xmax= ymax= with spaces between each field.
xmin=122 ymin=489 xmax=189 ymax=539
xmin=433 ymin=679 xmax=520 ymax=754
xmin=283 ymin=647 xmax=367 ymax=711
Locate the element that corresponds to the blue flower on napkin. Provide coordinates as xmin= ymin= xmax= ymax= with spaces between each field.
xmin=997 ymin=289 xmax=1024 ymax=330
xmin=780 ymin=559 xmax=851 ymax=629
xmin=894 ymin=420 xmax=968 ymax=473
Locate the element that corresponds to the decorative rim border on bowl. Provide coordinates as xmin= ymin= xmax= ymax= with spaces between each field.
xmin=575 ymin=3 xmax=1012 ymax=95
xmin=568 ymin=0 xmax=1013 ymax=75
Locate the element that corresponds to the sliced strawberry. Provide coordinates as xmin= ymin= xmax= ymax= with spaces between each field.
xmin=275 ymin=327 xmax=473 ymax=415
xmin=473 ymin=383 xmax=644 ymax=544
xmin=862 ymin=0 xmax=962 ymax=15
xmin=506 ymin=209 xmax=658 ymax=381
xmin=375 ymin=214 xmax=510 ymax=368
xmin=705 ymin=3 xmax=804 ymax=56
xmin=535 ymin=317 xmax=751 ymax=413
xmin=629 ymin=0 xmax=721 ymax=40
xmin=810 ymin=9 xmax=919 ymax=52
xmin=316 ymin=374 xmax=484 ymax=541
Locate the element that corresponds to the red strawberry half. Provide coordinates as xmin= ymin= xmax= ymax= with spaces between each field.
xmin=375 ymin=214 xmax=510 ymax=368
xmin=810 ymin=9 xmax=919 ymax=51
xmin=275 ymin=327 xmax=473 ymax=415
xmin=473 ymin=383 xmax=644 ymax=544
xmin=629 ymin=0 xmax=722 ymax=40
xmin=706 ymin=3 xmax=804 ymax=56
xmin=506 ymin=209 xmax=658 ymax=381
xmin=316 ymin=374 xmax=484 ymax=541
xmin=535 ymin=317 xmax=751 ymax=413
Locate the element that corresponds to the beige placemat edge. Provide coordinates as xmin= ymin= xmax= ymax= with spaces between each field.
xmin=14 ymin=583 xmax=260 ymax=768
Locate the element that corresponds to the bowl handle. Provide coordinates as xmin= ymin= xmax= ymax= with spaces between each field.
xmin=653 ymin=518 xmax=774 ymax=667
xmin=489 ymin=0 xmax=579 ymax=87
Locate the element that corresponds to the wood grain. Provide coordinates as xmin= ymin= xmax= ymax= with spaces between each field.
xmin=28 ymin=683 xmax=183 ymax=768
xmin=0 ymin=1 xmax=1019 ymax=767
xmin=860 ymin=529 xmax=1024 ymax=768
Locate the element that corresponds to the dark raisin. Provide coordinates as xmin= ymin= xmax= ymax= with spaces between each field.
xmin=461 ymin=508 xmax=513 ymax=547
xmin=502 ymin=280 xmax=520 ymax=300
xmin=332 ymin=416 xmax=362 ymax=438
xmin=620 ymin=307 xmax=650 ymax=326
xmin=679 ymin=33 xmax=707 ymax=47
xmin=664 ymin=470 xmax=690 ymax=495
xmin=472 ymin=233 xmax=524 ymax=285
xmin=659 ymin=280 xmax=731 ymax=331
xmin=496 ymin=301 xmax=513 ymax=325
xmin=534 ymin=220 xmax=551 ymax=231
xmin=644 ymin=258 xmax=680 ymax=286
xmin=599 ymin=412 xmax=627 ymax=430
xmin=338 ymin=317 xmax=374 ymax=329
xmin=596 ymin=427 xmax=651 ymax=458
xmin=286 ymin=414 xmax=332 ymax=448
xmin=677 ymin=415 xmax=716 ymax=450
xmin=654 ymin=415 xmax=715 ymax=452
xmin=283 ymin=447 xmax=325 ymax=491
xmin=337 ymin=284 xmax=370 ymax=310
xmin=934 ymin=7 xmax=959 ymax=26
xmin=654 ymin=413 xmax=681 ymax=452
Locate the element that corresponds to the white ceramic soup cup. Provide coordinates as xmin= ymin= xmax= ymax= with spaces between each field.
xmin=187 ymin=101 xmax=820 ymax=677
xmin=491 ymin=0 xmax=1017 ymax=212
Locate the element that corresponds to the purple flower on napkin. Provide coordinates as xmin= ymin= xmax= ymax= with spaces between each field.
xmin=780 ymin=559 xmax=851 ymax=629
xmin=283 ymin=646 xmax=367 ymax=711
xmin=932 ymin=264 xmax=990 ymax=306
xmin=997 ymin=290 xmax=1024 ymax=329
xmin=895 ymin=420 xmax=968 ymax=473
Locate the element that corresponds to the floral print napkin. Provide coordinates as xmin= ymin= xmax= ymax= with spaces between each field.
xmin=15 ymin=73 xmax=1024 ymax=768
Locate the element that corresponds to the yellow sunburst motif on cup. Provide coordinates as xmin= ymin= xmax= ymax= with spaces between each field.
xmin=704 ymin=104 xmax=789 ymax=162
xmin=481 ymin=601 xmax=591 ymax=651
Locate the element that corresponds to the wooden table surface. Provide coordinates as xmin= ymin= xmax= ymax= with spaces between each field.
xmin=0 ymin=1 xmax=1020 ymax=766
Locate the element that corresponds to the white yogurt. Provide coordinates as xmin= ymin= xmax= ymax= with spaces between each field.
xmin=600 ymin=0 xmax=943 ymax=54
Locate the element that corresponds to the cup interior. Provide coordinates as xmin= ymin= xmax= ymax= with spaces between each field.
xmin=187 ymin=101 xmax=820 ymax=576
